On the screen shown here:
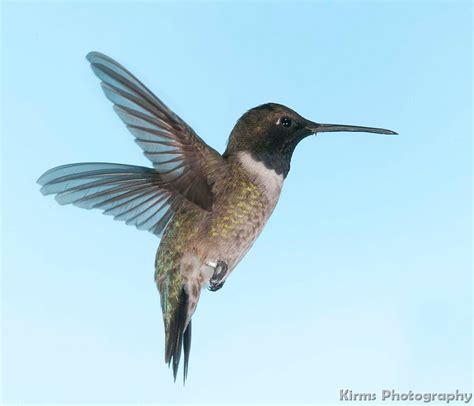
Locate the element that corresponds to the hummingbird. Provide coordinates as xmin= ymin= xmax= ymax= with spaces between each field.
xmin=38 ymin=52 xmax=397 ymax=382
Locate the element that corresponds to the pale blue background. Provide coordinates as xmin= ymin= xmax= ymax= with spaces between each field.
xmin=1 ymin=1 xmax=472 ymax=405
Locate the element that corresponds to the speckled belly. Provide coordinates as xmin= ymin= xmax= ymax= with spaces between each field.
xmin=203 ymin=178 xmax=278 ymax=271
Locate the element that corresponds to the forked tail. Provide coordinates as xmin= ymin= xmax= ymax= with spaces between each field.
xmin=164 ymin=287 xmax=192 ymax=383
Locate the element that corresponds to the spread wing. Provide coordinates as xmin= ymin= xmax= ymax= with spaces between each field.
xmin=38 ymin=52 xmax=229 ymax=237
xmin=38 ymin=163 xmax=181 ymax=236
xmin=86 ymin=51 xmax=227 ymax=211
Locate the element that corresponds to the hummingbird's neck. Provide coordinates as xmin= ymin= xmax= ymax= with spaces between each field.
xmin=227 ymin=150 xmax=290 ymax=178
xmin=234 ymin=151 xmax=285 ymax=203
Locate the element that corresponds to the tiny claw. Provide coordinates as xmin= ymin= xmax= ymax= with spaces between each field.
xmin=208 ymin=260 xmax=228 ymax=292
xmin=208 ymin=280 xmax=225 ymax=292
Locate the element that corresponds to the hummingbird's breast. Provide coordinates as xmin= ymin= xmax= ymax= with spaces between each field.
xmin=203 ymin=152 xmax=284 ymax=271
xmin=155 ymin=151 xmax=285 ymax=294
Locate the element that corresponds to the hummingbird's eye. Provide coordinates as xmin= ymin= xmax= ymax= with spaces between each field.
xmin=280 ymin=117 xmax=292 ymax=127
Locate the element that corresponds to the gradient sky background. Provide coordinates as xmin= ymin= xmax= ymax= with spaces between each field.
xmin=1 ymin=1 xmax=472 ymax=405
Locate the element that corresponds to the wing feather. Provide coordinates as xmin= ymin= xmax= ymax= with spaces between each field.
xmin=38 ymin=163 xmax=182 ymax=237
xmin=39 ymin=52 xmax=228 ymax=237
xmin=86 ymin=52 xmax=227 ymax=211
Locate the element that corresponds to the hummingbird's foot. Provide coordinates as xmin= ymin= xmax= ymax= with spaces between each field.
xmin=209 ymin=280 xmax=225 ymax=292
xmin=209 ymin=260 xmax=228 ymax=292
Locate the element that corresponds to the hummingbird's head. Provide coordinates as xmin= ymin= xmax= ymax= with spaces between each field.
xmin=224 ymin=103 xmax=397 ymax=177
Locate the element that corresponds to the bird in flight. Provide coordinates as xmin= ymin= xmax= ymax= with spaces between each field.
xmin=38 ymin=52 xmax=396 ymax=382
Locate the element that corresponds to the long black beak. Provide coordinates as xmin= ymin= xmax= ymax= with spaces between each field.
xmin=308 ymin=122 xmax=397 ymax=135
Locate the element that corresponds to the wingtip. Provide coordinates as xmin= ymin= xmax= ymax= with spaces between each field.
xmin=86 ymin=51 xmax=97 ymax=62
xmin=36 ymin=171 xmax=50 ymax=187
xmin=36 ymin=166 xmax=64 ymax=187
xmin=86 ymin=51 xmax=103 ymax=62
xmin=86 ymin=51 xmax=114 ymax=65
xmin=36 ymin=175 xmax=54 ymax=196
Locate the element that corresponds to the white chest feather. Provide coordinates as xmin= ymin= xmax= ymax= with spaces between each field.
xmin=237 ymin=152 xmax=284 ymax=203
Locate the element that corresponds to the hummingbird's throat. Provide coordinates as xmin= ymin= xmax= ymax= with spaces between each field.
xmin=237 ymin=152 xmax=284 ymax=204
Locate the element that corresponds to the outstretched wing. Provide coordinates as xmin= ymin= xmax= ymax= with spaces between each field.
xmin=86 ymin=51 xmax=227 ymax=211
xmin=38 ymin=163 xmax=182 ymax=236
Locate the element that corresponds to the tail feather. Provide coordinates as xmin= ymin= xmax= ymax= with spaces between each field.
xmin=183 ymin=320 xmax=192 ymax=382
xmin=164 ymin=288 xmax=192 ymax=383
